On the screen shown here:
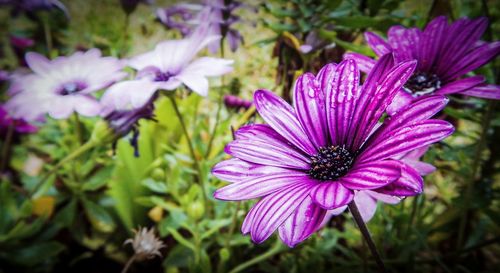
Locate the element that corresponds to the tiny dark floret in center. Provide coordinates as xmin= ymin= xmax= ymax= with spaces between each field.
xmin=154 ymin=71 xmax=174 ymax=82
xmin=403 ymin=71 xmax=441 ymax=97
xmin=308 ymin=145 xmax=354 ymax=181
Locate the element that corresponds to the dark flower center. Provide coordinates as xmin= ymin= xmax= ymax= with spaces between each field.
xmin=154 ymin=71 xmax=174 ymax=82
xmin=403 ymin=72 xmax=441 ymax=97
xmin=58 ymin=81 xmax=87 ymax=96
xmin=308 ymin=145 xmax=354 ymax=181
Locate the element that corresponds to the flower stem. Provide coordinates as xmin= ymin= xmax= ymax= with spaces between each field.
xmin=168 ymin=95 xmax=208 ymax=205
xmin=456 ymin=101 xmax=496 ymax=249
xmin=31 ymin=139 xmax=98 ymax=198
xmin=228 ymin=240 xmax=283 ymax=273
xmin=0 ymin=124 xmax=14 ymax=172
xmin=73 ymin=113 xmax=83 ymax=145
xmin=41 ymin=14 xmax=53 ymax=54
xmin=348 ymin=201 xmax=387 ymax=272
xmin=121 ymin=254 xmax=137 ymax=273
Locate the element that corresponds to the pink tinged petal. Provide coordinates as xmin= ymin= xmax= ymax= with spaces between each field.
xmin=234 ymin=124 xmax=284 ymax=142
xmin=340 ymin=160 xmax=401 ymax=190
xmin=294 ymin=73 xmax=328 ymax=148
xmin=352 ymin=58 xmax=417 ymax=150
xmin=359 ymin=120 xmax=454 ymax=163
xmin=343 ymin=52 xmax=375 ymax=73
xmin=224 ymin=139 xmax=310 ymax=170
xmin=25 ymin=52 xmax=51 ymax=75
xmin=418 ymin=16 xmax=447 ymax=71
xmin=435 ymin=76 xmax=485 ymax=95
xmin=242 ymin=200 xmax=262 ymax=235
xmin=310 ymin=182 xmax=353 ymax=209
xmin=366 ymin=191 xmax=401 ymax=205
xmin=182 ymin=57 xmax=234 ymax=77
xmin=376 ymin=162 xmax=423 ymax=196
xmin=349 ymin=54 xmax=395 ymax=149
xmin=444 ymin=41 xmax=500 ymax=81
xmin=437 ymin=17 xmax=489 ymax=75
xmin=214 ymin=171 xmax=309 ymax=201
xmin=254 ymin=90 xmax=317 ymax=155
xmin=401 ymin=159 xmax=436 ymax=175
xmin=386 ymin=89 xmax=414 ymax=116
xmin=364 ymin=32 xmax=392 ymax=57
xmin=73 ymin=96 xmax=102 ymax=117
xmin=325 ymin=59 xmax=360 ymax=146
xmin=174 ymin=73 xmax=209 ymax=96
xmin=100 ymin=80 xmax=159 ymax=111
xmin=459 ymin=84 xmax=500 ymax=100
xmin=375 ymin=95 xmax=449 ymax=141
xmin=278 ymin=196 xmax=327 ymax=247
xmin=48 ymin=99 xmax=75 ymax=119
xmin=353 ymin=191 xmax=378 ymax=223
xmin=212 ymin=158 xmax=288 ymax=183
xmin=250 ymin=181 xmax=314 ymax=244
xmin=387 ymin=26 xmax=421 ymax=63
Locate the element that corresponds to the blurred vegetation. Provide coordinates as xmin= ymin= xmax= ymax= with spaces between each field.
xmin=0 ymin=0 xmax=499 ymax=272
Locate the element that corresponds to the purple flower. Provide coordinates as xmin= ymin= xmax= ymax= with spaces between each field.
xmin=157 ymin=0 xmax=245 ymax=52
xmin=100 ymin=29 xmax=233 ymax=111
xmin=100 ymin=29 xmax=232 ymax=155
xmin=212 ymin=55 xmax=454 ymax=247
xmin=6 ymin=49 xmax=127 ymax=121
xmin=0 ymin=106 xmax=37 ymax=136
xmin=345 ymin=16 xmax=500 ymax=115
xmin=224 ymin=94 xmax=252 ymax=110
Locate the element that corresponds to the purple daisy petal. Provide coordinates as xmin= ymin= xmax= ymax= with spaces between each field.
xmin=459 ymin=84 xmax=500 ymax=100
xmin=340 ymin=160 xmax=401 ymax=190
xmin=418 ymin=16 xmax=447 ymax=72
xmin=444 ymin=41 xmax=500 ymax=81
xmin=211 ymin=158 xmax=288 ymax=183
xmin=278 ymin=196 xmax=327 ymax=247
xmin=364 ymin=32 xmax=391 ymax=57
xmin=352 ymin=191 xmax=378 ymax=222
xmin=310 ymin=181 xmax=353 ymax=209
xmin=294 ymin=73 xmax=328 ymax=148
xmin=387 ymin=26 xmax=421 ymax=63
xmin=325 ymin=59 xmax=360 ymax=146
xmin=401 ymin=159 xmax=436 ymax=175
xmin=254 ymin=90 xmax=317 ymax=155
xmin=435 ymin=76 xmax=485 ymax=95
xmin=375 ymin=162 xmax=423 ymax=196
xmin=25 ymin=52 xmax=52 ymax=75
xmin=358 ymin=120 xmax=454 ymax=163
xmin=250 ymin=181 xmax=315 ymax=244
xmin=214 ymin=171 xmax=309 ymax=201
xmin=343 ymin=52 xmax=375 ymax=73
xmin=386 ymin=89 xmax=415 ymax=116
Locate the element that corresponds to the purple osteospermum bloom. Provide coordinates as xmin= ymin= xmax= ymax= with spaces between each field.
xmin=100 ymin=29 xmax=232 ymax=155
xmin=224 ymin=94 xmax=252 ymax=110
xmin=0 ymin=106 xmax=37 ymax=136
xmin=345 ymin=16 xmax=500 ymax=115
xmin=100 ymin=28 xmax=233 ymax=110
xmin=6 ymin=49 xmax=127 ymax=121
xmin=212 ymin=55 xmax=454 ymax=247
xmin=157 ymin=0 xmax=244 ymax=53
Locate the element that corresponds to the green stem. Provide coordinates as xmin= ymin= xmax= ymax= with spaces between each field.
xmin=41 ymin=14 xmax=53 ymax=54
xmin=205 ymin=38 xmax=226 ymax=159
xmin=1 ymin=124 xmax=14 ymax=172
xmin=456 ymin=101 xmax=496 ymax=249
xmin=73 ymin=113 xmax=83 ymax=145
xmin=31 ymin=139 xmax=98 ymax=198
xmin=228 ymin=240 xmax=283 ymax=273
xmin=348 ymin=201 xmax=387 ymax=272
xmin=168 ymin=95 xmax=208 ymax=205
xmin=224 ymin=202 xmax=241 ymax=249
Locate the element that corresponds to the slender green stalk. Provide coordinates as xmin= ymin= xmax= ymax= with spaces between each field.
xmin=228 ymin=240 xmax=283 ymax=273
xmin=73 ymin=113 xmax=83 ymax=145
xmin=205 ymin=38 xmax=226 ymax=158
xmin=168 ymin=95 xmax=208 ymax=204
xmin=31 ymin=139 xmax=98 ymax=197
xmin=1 ymin=124 xmax=14 ymax=172
xmin=348 ymin=201 xmax=387 ymax=272
xmin=41 ymin=14 xmax=53 ymax=53
xmin=456 ymin=101 xmax=496 ymax=249
xmin=224 ymin=202 xmax=241 ymax=249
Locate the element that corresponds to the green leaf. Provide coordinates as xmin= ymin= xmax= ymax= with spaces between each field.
xmin=5 ymin=241 xmax=65 ymax=267
xmin=142 ymin=178 xmax=168 ymax=194
xmin=82 ymin=199 xmax=116 ymax=233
